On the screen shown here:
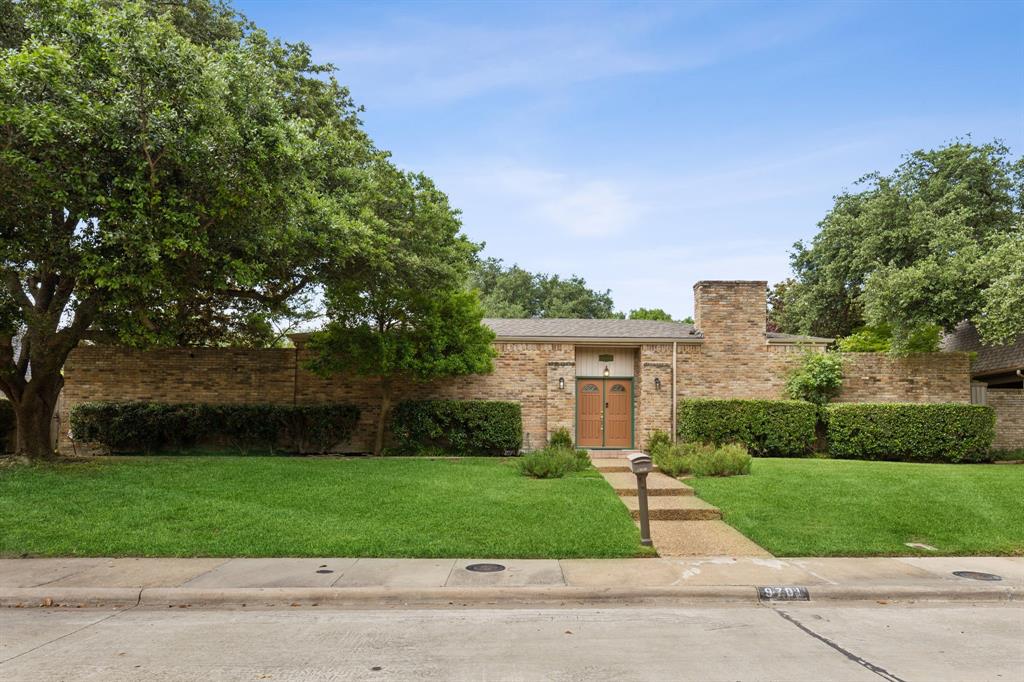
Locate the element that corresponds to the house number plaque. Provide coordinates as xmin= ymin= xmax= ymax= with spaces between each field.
xmin=757 ymin=586 xmax=810 ymax=601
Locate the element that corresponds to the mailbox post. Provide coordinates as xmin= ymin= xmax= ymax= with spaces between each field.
xmin=627 ymin=453 xmax=653 ymax=547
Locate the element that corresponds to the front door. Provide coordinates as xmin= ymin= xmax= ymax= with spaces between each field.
xmin=575 ymin=379 xmax=633 ymax=448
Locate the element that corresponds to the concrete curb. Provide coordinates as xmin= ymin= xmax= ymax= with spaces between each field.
xmin=1 ymin=587 xmax=141 ymax=608
xmin=1 ymin=584 xmax=1016 ymax=609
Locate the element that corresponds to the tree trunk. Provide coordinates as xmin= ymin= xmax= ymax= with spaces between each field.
xmin=374 ymin=380 xmax=392 ymax=457
xmin=8 ymin=374 xmax=63 ymax=461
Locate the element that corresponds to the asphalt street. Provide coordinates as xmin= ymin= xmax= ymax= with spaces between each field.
xmin=2 ymin=602 xmax=1022 ymax=681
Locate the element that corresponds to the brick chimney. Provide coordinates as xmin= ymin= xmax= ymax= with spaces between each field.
xmin=693 ymin=280 xmax=767 ymax=350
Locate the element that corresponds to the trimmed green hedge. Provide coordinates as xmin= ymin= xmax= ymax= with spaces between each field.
xmin=676 ymin=399 xmax=817 ymax=456
xmin=389 ymin=400 xmax=522 ymax=455
xmin=824 ymin=403 xmax=995 ymax=463
xmin=0 ymin=400 xmax=14 ymax=452
xmin=69 ymin=401 xmax=359 ymax=454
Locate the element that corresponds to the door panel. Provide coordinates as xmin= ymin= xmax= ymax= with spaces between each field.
xmin=576 ymin=379 xmax=633 ymax=448
xmin=604 ymin=380 xmax=632 ymax=448
xmin=576 ymin=381 xmax=603 ymax=447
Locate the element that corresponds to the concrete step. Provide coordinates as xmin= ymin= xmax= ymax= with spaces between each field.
xmin=601 ymin=472 xmax=693 ymax=496
xmin=592 ymin=458 xmax=655 ymax=474
xmin=622 ymin=495 xmax=721 ymax=521
xmin=647 ymin=520 xmax=772 ymax=557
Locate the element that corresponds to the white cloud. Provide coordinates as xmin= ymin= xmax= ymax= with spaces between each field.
xmin=320 ymin=4 xmax=849 ymax=106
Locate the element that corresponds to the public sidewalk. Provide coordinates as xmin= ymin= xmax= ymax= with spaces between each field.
xmin=1 ymin=556 xmax=1019 ymax=608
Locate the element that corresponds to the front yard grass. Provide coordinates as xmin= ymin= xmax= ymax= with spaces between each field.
xmin=688 ymin=458 xmax=1024 ymax=557
xmin=0 ymin=456 xmax=648 ymax=558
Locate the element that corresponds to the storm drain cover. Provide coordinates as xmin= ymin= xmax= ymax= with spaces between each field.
xmin=316 ymin=569 xmax=334 ymax=574
xmin=465 ymin=563 xmax=506 ymax=573
xmin=952 ymin=571 xmax=1002 ymax=581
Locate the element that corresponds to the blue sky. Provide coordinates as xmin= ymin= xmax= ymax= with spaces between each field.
xmin=237 ymin=0 xmax=1023 ymax=318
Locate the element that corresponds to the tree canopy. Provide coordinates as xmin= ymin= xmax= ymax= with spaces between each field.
xmin=776 ymin=140 xmax=1023 ymax=351
xmin=308 ymin=160 xmax=494 ymax=456
xmin=0 ymin=0 xmax=376 ymax=457
xmin=627 ymin=308 xmax=672 ymax=321
xmin=470 ymin=258 xmax=620 ymax=319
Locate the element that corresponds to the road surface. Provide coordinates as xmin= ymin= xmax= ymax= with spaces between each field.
xmin=2 ymin=603 xmax=1021 ymax=681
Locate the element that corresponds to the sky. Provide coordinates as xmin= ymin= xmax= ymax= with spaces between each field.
xmin=236 ymin=0 xmax=1023 ymax=319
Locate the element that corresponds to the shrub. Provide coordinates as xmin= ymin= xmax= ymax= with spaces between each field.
xmin=69 ymin=401 xmax=359 ymax=454
xmin=389 ymin=400 xmax=521 ymax=455
xmin=676 ymin=399 xmax=817 ymax=456
xmin=652 ymin=441 xmax=751 ymax=477
xmin=0 ymin=400 xmax=14 ymax=452
xmin=824 ymin=403 xmax=995 ymax=463
xmin=518 ymin=445 xmax=590 ymax=479
xmin=548 ymin=426 xmax=574 ymax=449
xmin=652 ymin=441 xmax=713 ymax=477
xmin=784 ymin=351 xmax=844 ymax=405
xmin=645 ymin=429 xmax=671 ymax=455
xmin=572 ymin=447 xmax=592 ymax=471
xmin=837 ymin=324 xmax=941 ymax=354
xmin=687 ymin=443 xmax=752 ymax=477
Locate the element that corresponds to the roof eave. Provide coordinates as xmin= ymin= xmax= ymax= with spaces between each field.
xmin=493 ymin=335 xmax=704 ymax=344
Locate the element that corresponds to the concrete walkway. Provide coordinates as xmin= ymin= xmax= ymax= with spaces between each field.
xmin=592 ymin=453 xmax=770 ymax=557
xmin=1 ymin=556 xmax=1019 ymax=608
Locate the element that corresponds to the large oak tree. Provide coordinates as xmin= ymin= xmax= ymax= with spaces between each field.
xmin=1 ymin=0 xmax=374 ymax=458
xmin=777 ymin=140 xmax=1023 ymax=351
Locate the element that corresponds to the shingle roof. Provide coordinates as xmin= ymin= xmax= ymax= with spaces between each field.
xmin=482 ymin=318 xmax=831 ymax=343
xmin=765 ymin=331 xmax=834 ymax=343
xmin=482 ymin=318 xmax=700 ymax=341
xmin=942 ymin=321 xmax=1024 ymax=377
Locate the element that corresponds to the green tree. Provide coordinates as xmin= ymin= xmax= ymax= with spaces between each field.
xmin=0 ymin=0 xmax=374 ymax=458
xmin=628 ymin=308 xmax=673 ymax=321
xmin=470 ymin=258 xmax=620 ymax=318
xmin=781 ymin=140 xmax=1023 ymax=350
xmin=784 ymin=352 xmax=844 ymax=406
xmin=308 ymin=161 xmax=495 ymax=456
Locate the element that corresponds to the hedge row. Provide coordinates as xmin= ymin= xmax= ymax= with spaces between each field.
xmin=676 ymin=399 xmax=817 ymax=456
xmin=824 ymin=403 xmax=995 ymax=463
xmin=389 ymin=400 xmax=522 ymax=455
xmin=0 ymin=400 xmax=14 ymax=452
xmin=675 ymin=398 xmax=996 ymax=462
xmin=69 ymin=401 xmax=359 ymax=454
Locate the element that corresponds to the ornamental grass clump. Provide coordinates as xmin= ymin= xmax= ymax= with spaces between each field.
xmin=518 ymin=446 xmax=591 ymax=479
xmin=652 ymin=441 xmax=752 ymax=478
xmin=548 ymin=427 xmax=574 ymax=449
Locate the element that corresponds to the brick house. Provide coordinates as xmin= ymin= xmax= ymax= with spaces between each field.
xmin=943 ymin=322 xmax=1024 ymax=450
xmin=59 ymin=280 xmax=979 ymax=453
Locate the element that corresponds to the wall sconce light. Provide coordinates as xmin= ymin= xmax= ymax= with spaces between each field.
xmin=603 ymin=366 xmax=610 ymax=377
xmin=558 ymin=377 xmax=565 ymax=390
xmin=654 ymin=377 xmax=662 ymax=391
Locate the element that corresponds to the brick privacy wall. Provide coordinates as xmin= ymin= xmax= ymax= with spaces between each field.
xmin=61 ymin=342 xmax=571 ymax=454
xmin=835 ymin=353 xmax=971 ymax=403
xmin=58 ymin=282 xmax=975 ymax=453
xmin=988 ymin=389 xmax=1024 ymax=449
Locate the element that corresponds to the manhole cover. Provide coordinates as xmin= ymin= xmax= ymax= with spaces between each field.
xmin=316 ymin=569 xmax=334 ymax=574
xmin=952 ymin=571 xmax=1002 ymax=581
xmin=465 ymin=563 xmax=506 ymax=573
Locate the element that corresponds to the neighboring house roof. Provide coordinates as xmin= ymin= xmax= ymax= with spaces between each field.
xmin=942 ymin=321 xmax=1024 ymax=377
xmin=483 ymin=318 xmax=832 ymax=344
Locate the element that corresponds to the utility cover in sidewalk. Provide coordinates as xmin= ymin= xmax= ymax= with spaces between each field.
xmin=465 ymin=563 xmax=506 ymax=573
xmin=952 ymin=571 xmax=1002 ymax=581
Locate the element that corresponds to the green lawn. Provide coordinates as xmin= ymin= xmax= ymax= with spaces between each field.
xmin=689 ymin=458 xmax=1024 ymax=557
xmin=0 ymin=457 xmax=649 ymax=558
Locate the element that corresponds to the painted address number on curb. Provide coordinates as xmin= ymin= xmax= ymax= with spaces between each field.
xmin=758 ymin=586 xmax=810 ymax=601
